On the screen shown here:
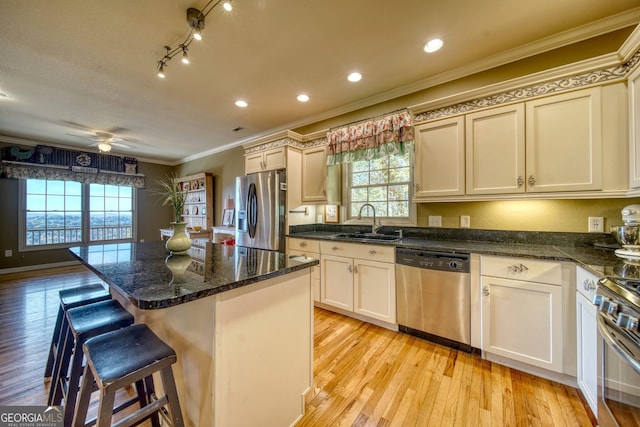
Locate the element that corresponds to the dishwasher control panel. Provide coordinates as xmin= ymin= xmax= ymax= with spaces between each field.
xmin=396 ymin=248 xmax=470 ymax=273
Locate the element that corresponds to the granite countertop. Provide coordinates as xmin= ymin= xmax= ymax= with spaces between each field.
xmin=69 ymin=241 xmax=318 ymax=310
xmin=288 ymin=227 xmax=635 ymax=280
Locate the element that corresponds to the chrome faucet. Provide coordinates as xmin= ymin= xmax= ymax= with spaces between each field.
xmin=358 ymin=203 xmax=382 ymax=235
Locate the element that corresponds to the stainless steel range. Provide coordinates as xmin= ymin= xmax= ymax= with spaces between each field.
xmin=594 ymin=276 xmax=640 ymax=426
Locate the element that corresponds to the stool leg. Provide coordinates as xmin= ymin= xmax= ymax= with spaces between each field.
xmin=143 ymin=376 xmax=161 ymax=427
xmin=49 ymin=325 xmax=73 ymax=405
xmin=95 ymin=388 xmax=116 ymax=427
xmin=72 ymin=363 xmax=94 ymax=427
xmin=44 ymin=304 xmax=64 ymax=377
xmin=64 ymin=341 xmax=86 ymax=427
xmin=160 ymin=367 xmax=185 ymax=427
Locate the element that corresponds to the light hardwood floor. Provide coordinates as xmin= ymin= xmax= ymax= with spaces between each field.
xmin=0 ymin=265 xmax=596 ymax=426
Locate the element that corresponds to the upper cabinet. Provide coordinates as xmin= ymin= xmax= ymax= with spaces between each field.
xmin=244 ymin=146 xmax=287 ymax=174
xmin=414 ymin=86 xmax=609 ymax=202
xmin=525 ymin=87 xmax=602 ymax=193
xmin=629 ymin=66 xmax=640 ymax=189
xmin=301 ymin=145 xmax=341 ymax=204
xmin=414 ymin=116 xmax=465 ymax=198
xmin=466 ymin=104 xmax=525 ymax=195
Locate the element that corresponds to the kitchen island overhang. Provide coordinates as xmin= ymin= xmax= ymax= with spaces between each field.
xmin=69 ymin=241 xmax=318 ymax=427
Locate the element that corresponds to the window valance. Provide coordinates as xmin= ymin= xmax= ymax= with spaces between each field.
xmin=326 ymin=109 xmax=414 ymax=165
xmin=1 ymin=161 xmax=146 ymax=188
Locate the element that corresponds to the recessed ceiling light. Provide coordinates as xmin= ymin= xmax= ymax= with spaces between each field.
xmin=235 ymin=100 xmax=248 ymax=108
xmin=297 ymin=94 xmax=310 ymax=102
xmin=0 ymin=92 xmax=8 ymax=99
xmin=347 ymin=72 xmax=362 ymax=82
xmin=423 ymin=38 xmax=443 ymax=53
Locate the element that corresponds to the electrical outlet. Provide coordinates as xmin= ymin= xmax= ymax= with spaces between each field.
xmin=4 ymin=249 xmax=12 ymax=257
xmin=428 ymin=215 xmax=442 ymax=227
xmin=588 ymin=216 xmax=604 ymax=233
xmin=460 ymin=215 xmax=471 ymax=228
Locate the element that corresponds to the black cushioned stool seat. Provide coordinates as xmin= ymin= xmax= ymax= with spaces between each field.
xmin=49 ymin=299 xmax=134 ymax=426
xmin=73 ymin=324 xmax=185 ymax=427
xmin=45 ymin=284 xmax=111 ymax=378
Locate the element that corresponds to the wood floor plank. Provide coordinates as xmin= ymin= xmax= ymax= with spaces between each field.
xmin=1 ymin=266 xmax=596 ymax=426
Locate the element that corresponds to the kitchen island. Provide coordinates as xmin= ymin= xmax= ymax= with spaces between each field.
xmin=69 ymin=241 xmax=318 ymax=427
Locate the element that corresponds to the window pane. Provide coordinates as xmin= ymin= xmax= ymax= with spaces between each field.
xmin=351 ymin=188 xmax=368 ymax=202
xmin=368 ymin=186 xmax=387 ymax=201
xmin=119 ymin=197 xmax=132 ymax=211
xmin=352 ymin=172 xmax=369 ymax=186
xmin=89 ymin=184 xmax=134 ymax=242
xmin=27 ymin=194 xmax=46 ymax=211
xmin=47 ymin=195 xmax=64 ymax=211
xmin=370 ymin=157 xmax=388 ymax=170
xmin=370 ymin=170 xmax=388 ymax=184
xmin=66 ymin=181 xmax=82 ymax=195
xmin=105 ymin=185 xmax=119 ymax=197
xmin=90 ymin=184 xmax=104 ymax=196
xmin=389 ymin=201 xmax=409 ymax=217
xmin=90 ymin=196 xmax=105 ymax=211
xmin=352 ymin=161 xmax=369 ymax=173
xmin=27 ymin=179 xmax=46 ymax=194
xmin=48 ymin=181 xmax=65 ymax=195
xmin=66 ymin=195 xmax=82 ymax=211
xmin=388 ymin=185 xmax=409 ymax=201
xmin=389 ymin=153 xmax=410 ymax=168
xmin=389 ymin=167 xmax=410 ymax=183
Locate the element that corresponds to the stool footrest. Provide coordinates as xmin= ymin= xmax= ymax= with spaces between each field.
xmin=111 ymin=395 xmax=168 ymax=427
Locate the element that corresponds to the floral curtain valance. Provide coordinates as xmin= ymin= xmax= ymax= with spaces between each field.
xmin=326 ymin=109 xmax=414 ymax=165
xmin=1 ymin=161 xmax=146 ymax=188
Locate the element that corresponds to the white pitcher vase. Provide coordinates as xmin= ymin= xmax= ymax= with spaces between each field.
xmin=166 ymin=222 xmax=191 ymax=254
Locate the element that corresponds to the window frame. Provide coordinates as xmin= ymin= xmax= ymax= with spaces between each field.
xmin=18 ymin=179 xmax=137 ymax=252
xmin=342 ymin=151 xmax=416 ymax=227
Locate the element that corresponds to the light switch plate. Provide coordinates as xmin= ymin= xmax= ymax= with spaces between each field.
xmin=428 ymin=215 xmax=442 ymax=227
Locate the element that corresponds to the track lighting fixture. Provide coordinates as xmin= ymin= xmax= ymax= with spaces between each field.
xmin=156 ymin=0 xmax=233 ymax=78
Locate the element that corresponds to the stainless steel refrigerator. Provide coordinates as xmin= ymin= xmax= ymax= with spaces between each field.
xmin=235 ymin=170 xmax=286 ymax=251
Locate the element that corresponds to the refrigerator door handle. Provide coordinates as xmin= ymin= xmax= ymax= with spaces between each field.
xmin=247 ymin=182 xmax=258 ymax=238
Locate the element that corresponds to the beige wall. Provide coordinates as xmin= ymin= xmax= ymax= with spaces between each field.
xmin=415 ymin=198 xmax=640 ymax=232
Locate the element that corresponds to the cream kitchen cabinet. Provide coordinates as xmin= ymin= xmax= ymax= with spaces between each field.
xmin=288 ymin=237 xmax=321 ymax=302
xmin=465 ymin=104 xmax=526 ymax=195
xmin=525 ymin=87 xmax=602 ymax=193
xmin=413 ymin=116 xmax=465 ymax=199
xmin=575 ymin=266 xmax=598 ymax=416
xmin=629 ymin=65 xmax=640 ymax=189
xmin=480 ymin=256 xmax=565 ymax=373
xmin=244 ymin=146 xmax=287 ymax=174
xmin=319 ymin=241 xmax=396 ymax=324
xmin=301 ymin=145 xmax=341 ymax=204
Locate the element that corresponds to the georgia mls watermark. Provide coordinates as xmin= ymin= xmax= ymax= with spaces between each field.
xmin=0 ymin=406 xmax=63 ymax=427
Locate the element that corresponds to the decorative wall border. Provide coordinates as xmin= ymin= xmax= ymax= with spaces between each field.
xmin=414 ymin=48 xmax=640 ymax=123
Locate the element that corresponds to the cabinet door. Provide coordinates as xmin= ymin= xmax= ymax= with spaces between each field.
xmin=481 ymin=276 xmax=563 ymax=372
xmin=290 ymin=249 xmax=321 ymax=302
xmin=576 ymin=291 xmax=598 ymax=416
xmin=525 ymin=87 xmax=602 ymax=192
xmin=466 ymin=104 xmax=525 ymax=195
xmin=264 ymin=147 xmax=286 ymax=170
xmin=302 ymin=146 xmax=328 ymax=203
xmin=629 ymin=66 xmax=640 ymax=188
xmin=320 ymin=255 xmax=353 ymax=311
xmin=414 ymin=117 xmax=465 ymax=198
xmin=353 ymin=259 xmax=396 ymax=323
xmin=245 ymin=152 xmax=264 ymax=174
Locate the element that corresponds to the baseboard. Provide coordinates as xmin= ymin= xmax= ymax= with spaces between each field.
xmin=314 ymin=301 xmax=400 ymax=332
xmin=0 ymin=260 xmax=81 ymax=275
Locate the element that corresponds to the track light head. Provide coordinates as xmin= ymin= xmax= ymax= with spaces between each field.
xmin=180 ymin=45 xmax=189 ymax=64
xmin=157 ymin=62 xmax=166 ymax=78
xmin=187 ymin=8 xmax=205 ymax=39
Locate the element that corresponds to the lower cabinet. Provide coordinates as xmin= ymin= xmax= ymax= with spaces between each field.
xmin=576 ymin=266 xmax=598 ymax=416
xmin=320 ymin=241 xmax=396 ymax=324
xmin=480 ymin=256 xmax=565 ymax=373
xmin=287 ymin=238 xmax=321 ymax=302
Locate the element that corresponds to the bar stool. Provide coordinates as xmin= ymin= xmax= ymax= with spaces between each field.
xmin=49 ymin=299 xmax=134 ymax=426
xmin=73 ymin=324 xmax=185 ymax=427
xmin=45 ymin=284 xmax=111 ymax=378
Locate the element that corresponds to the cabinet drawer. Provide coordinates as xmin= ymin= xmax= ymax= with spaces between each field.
xmin=288 ymin=238 xmax=321 ymax=253
xmin=576 ymin=266 xmax=599 ymax=301
xmin=320 ymin=241 xmax=394 ymax=263
xmin=481 ymin=255 xmax=562 ymax=285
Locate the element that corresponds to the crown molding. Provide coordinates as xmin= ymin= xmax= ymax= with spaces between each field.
xmin=620 ymin=23 xmax=640 ymax=63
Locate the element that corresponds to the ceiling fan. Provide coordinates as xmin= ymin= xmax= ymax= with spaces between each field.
xmin=64 ymin=122 xmax=140 ymax=153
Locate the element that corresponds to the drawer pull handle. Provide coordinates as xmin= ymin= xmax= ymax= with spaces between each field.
xmin=583 ymin=279 xmax=596 ymax=291
xmin=332 ymin=246 xmax=340 ymax=251
xmin=348 ymin=264 xmax=353 ymax=273
xmin=354 ymin=265 xmax=358 ymax=274
xmin=299 ymin=242 xmax=307 ymax=247
xmin=510 ymin=264 xmax=528 ymax=273
xmin=369 ymin=250 xmax=377 ymax=255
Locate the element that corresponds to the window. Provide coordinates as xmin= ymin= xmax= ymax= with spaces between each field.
xmin=348 ymin=152 xmax=413 ymax=222
xmin=21 ymin=179 xmax=135 ymax=250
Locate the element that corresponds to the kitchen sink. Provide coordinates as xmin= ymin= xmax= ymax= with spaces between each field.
xmin=332 ymin=232 xmax=401 ymax=242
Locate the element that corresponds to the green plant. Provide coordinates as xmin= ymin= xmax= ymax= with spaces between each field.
xmin=154 ymin=173 xmax=186 ymax=223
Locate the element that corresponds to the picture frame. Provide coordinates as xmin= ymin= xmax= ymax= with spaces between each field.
xmin=325 ymin=204 xmax=339 ymax=223
xmin=222 ymin=208 xmax=235 ymax=226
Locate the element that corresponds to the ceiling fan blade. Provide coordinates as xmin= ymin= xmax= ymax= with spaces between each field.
xmin=62 ymin=120 xmax=96 ymax=131
xmin=111 ymin=141 xmax=132 ymax=149
xmin=106 ymin=127 xmax=128 ymax=135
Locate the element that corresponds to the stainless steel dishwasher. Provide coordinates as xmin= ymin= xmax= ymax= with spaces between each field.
xmin=396 ymin=247 xmax=471 ymax=352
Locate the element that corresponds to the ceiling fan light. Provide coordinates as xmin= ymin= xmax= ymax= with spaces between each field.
xmin=98 ymin=141 xmax=112 ymax=152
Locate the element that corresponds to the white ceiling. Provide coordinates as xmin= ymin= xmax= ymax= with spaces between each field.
xmin=1 ymin=0 xmax=639 ymax=164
